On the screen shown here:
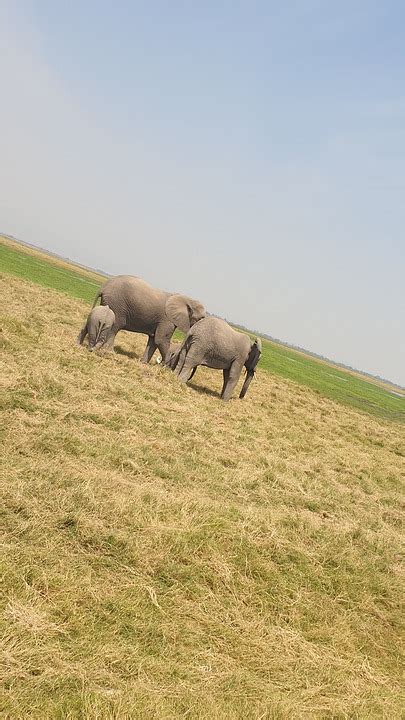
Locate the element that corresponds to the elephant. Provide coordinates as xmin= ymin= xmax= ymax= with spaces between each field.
xmin=77 ymin=304 xmax=116 ymax=352
xmin=170 ymin=317 xmax=262 ymax=400
xmin=85 ymin=275 xmax=206 ymax=363
xmin=165 ymin=341 xmax=197 ymax=380
xmin=162 ymin=341 xmax=181 ymax=367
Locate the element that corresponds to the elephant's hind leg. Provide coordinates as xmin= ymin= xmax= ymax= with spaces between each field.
xmin=102 ymin=324 xmax=120 ymax=352
xmin=221 ymin=361 xmax=243 ymax=401
xmin=220 ymin=368 xmax=230 ymax=398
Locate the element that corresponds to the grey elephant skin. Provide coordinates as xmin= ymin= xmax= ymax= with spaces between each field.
xmin=77 ymin=305 xmax=116 ymax=352
xmin=170 ymin=317 xmax=262 ymax=400
xmin=165 ymin=342 xmax=197 ymax=381
xmin=165 ymin=341 xmax=182 ymax=368
xmin=82 ymin=275 xmax=206 ymax=363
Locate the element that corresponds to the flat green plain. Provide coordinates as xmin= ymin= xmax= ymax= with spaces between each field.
xmin=1 ymin=237 xmax=403 ymax=422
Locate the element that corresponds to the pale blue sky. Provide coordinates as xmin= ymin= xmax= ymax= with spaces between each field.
xmin=1 ymin=1 xmax=404 ymax=384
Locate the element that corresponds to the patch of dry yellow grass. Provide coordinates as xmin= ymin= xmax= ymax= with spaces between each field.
xmin=1 ymin=275 xmax=404 ymax=718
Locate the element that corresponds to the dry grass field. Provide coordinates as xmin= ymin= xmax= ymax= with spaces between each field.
xmin=2 ymin=235 xmax=403 ymax=424
xmin=1 ymin=273 xmax=404 ymax=718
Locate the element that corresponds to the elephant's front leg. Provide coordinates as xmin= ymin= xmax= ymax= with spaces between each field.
xmin=141 ymin=335 xmax=157 ymax=363
xmin=178 ymin=357 xmax=198 ymax=384
xmin=154 ymin=322 xmax=175 ymax=364
xmin=177 ymin=345 xmax=200 ymax=383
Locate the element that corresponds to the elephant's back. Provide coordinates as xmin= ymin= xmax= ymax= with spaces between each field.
xmin=101 ymin=275 xmax=148 ymax=295
xmin=99 ymin=275 xmax=167 ymax=332
xmin=192 ymin=316 xmax=238 ymax=345
xmin=192 ymin=317 xmax=250 ymax=362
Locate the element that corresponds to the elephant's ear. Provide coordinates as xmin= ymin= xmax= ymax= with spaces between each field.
xmin=165 ymin=295 xmax=193 ymax=333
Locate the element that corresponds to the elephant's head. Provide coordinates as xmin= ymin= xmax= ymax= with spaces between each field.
xmin=165 ymin=294 xmax=206 ymax=333
xmin=87 ymin=305 xmax=115 ymax=351
xmin=164 ymin=341 xmax=182 ymax=370
xmin=239 ymin=337 xmax=262 ymax=398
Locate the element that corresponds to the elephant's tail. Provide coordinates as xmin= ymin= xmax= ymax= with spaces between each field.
xmin=91 ymin=290 xmax=102 ymax=309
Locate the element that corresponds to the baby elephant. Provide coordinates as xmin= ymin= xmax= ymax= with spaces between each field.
xmin=77 ymin=305 xmax=116 ymax=352
xmin=170 ymin=317 xmax=262 ymax=400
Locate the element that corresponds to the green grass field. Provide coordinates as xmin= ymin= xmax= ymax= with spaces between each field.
xmin=1 ymin=236 xmax=403 ymax=423
xmin=0 ymin=240 xmax=102 ymax=303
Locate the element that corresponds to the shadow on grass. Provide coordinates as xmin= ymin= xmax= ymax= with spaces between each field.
xmin=188 ymin=380 xmax=221 ymax=399
xmin=114 ymin=345 xmax=140 ymax=360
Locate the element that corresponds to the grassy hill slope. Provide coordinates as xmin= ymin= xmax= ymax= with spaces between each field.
xmin=1 ymin=235 xmax=403 ymax=423
xmin=1 ymin=272 xmax=404 ymax=718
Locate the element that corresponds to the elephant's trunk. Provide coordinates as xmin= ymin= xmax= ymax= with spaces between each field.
xmin=239 ymin=337 xmax=262 ymax=398
xmin=89 ymin=341 xmax=103 ymax=352
xmin=239 ymin=369 xmax=255 ymax=398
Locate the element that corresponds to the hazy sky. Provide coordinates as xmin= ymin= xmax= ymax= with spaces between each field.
xmin=1 ymin=1 xmax=404 ymax=385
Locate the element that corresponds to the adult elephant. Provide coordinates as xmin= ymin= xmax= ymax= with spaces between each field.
xmin=168 ymin=317 xmax=262 ymax=401
xmin=79 ymin=275 xmax=206 ymax=363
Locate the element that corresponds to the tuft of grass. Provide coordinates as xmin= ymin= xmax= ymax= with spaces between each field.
xmin=1 ymin=234 xmax=403 ymax=423
xmin=258 ymin=339 xmax=405 ymax=423
xmin=0 ymin=273 xmax=404 ymax=718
